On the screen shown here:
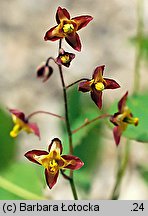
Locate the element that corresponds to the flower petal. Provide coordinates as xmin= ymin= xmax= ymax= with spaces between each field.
xmin=28 ymin=122 xmax=40 ymax=139
xmin=78 ymin=80 xmax=92 ymax=92
xmin=45 ymin=169 xmax=59 ymax=189
xmin=9 ymin=109 xmax=25 ymax=121
xmin=91 ymin=89 xmax=103 ymax=109
xmin=62 ymin=155 xmax=84 ymax=170
xmin=104 ymin=78 xmax=120 ymax=89
xmin=118 ymin=91 xmax=128 ymax=113
xmin=37 ymin=64 xmax=53 ymax=82
xmin=72 ymin=15 xmax=93 ymax=31
xmin=92 ymin=65 xmax=105 ymax=82
xmin=48 ymin=138 xmax=63 ymax=155
xmin=113 ymin=126 xmax=122 ymax=146
xmin=65 ymin=32 xmax=81 ymax=51
xmin=24 ymin=150 xmax=49 ymax=165
xmin=56 ymin=7 xmax=70 ymax=24
xmin=44 ymin=25 xmax=64 ymax=41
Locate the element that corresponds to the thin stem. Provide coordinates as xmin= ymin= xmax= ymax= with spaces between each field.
xmin=69 ymin=178 xmax=78 ymax=200
xmin=58 ymin=39 xmax=78 ymax=200
xmin=58 ymin=40 xmax=73 ymax=155
xmin=27 ymin=110 xmax=65 ymax=121
xmin=133 ymin=0 xmax=143 ymax=95
xmin=111 ymin=139 xmax=130 ymax=200
xmin=45 ymin=57 xmax=56 ymax=66
xmin=60 ymin=170 xmax=78 ymax=199
xmin=72 ymin=114 xmax=111 ymax=134
xmin=66 ymin=78 xmax=90 ymax=89
xmin=0 ymin=176 xmax=45 ymax=200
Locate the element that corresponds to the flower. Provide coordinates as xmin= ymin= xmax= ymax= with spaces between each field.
xmin=9 ymin=109 xmax=40 ymax=139
xmin=25 ymin=138 xmax=84 ymax=189
xmin=78 ymin=65 xmax=120 ymax=109
xmin=110 ymin=91 xmax=139 ymax=146
xmin=44 ymin=6 xmax=93 ymax=51
xmin=37 ymin=63 xmax=53 ymax=82
xmin=56 ymin=48 xmax=75 ymax=67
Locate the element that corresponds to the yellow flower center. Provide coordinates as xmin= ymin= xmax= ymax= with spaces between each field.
xmin=60 ymin=55 xmax=70 ymax=63
xmin=10 ymin=124 xmax=22 ymax=138
xmin=49 ymin=159 xmax=59 ymax=174
xmin=63 ymin=24 xmax=74 ymax=34
xmin=95 ymin=82 xmax=105 ymax=91
xmin=124 ymin=116 xmax=139 ymax=126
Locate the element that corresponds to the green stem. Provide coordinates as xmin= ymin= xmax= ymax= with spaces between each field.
xmin=133 ymin=0 xmax=143 ymax=95
xmin=72 ymin=114 xmax=111 ymax=134
xmin=111 ymin=139 xmax=130 ymax=200
xmin=0 ymin=176 xmax=45 ymax=200
xmin=58 ymin=39 xmax=78 ymax=200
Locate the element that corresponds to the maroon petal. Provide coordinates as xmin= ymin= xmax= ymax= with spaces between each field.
xmin=113 ymin=126 xmax=122 ymax=146
xmin=62 ymin=155 xmax=84 ymax=170
xmin=72 ymin=15 xmax=93 ymax=31
xmin=92 ymin=65 xmax=105 ymax=82
xmin=118 ymin=91 xmax=128 ymax=113
xmin=28 ymin=122 xmax=40 ymax=139
xmin=44 ymin=26 xmax=64 ymax=41
xmin=104 ymin=78 xmax=120 ymax=89
xmin=48 ymin=138 xmax=63 ymax=154
xmin=9 ymin=109 xmax=25 ymax=121
xmin=45 ymin=169 xmax=59 ymax=189
xmin=110 ymin=113 xmax=120 ymax=126
xmin=24 ymin=150 xmax=49 ymax=165
xmin=56 ymin=7 xmax=70 ymax=24
xmin=78 ymin=80 xmax=92 ymax=92
xmin=37 ymin=65 xmax=53 ymax=82
xmin=65 ymin=32 xmax=81 ymax=51
xmin=91 ymin=89 xmax=103 ymax=109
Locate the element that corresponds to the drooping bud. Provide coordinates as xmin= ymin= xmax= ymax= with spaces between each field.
xmin=37 ymin=63 xmax=53 ymax=82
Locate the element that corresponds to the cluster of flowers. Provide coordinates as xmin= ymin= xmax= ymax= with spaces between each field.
xmin=9 ymin=7 xmax=139 ymax=189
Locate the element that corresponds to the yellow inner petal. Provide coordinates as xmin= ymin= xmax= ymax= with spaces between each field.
xmin=63 ymin=23 xmax=74 ymax=34
xmin=10 ymin=124 xmax=22 ymax=137
xmin=95 ymin=82 xmax=105 ymax=91
xmin=10 ymin=115 xmax=33 ymax=137
xmin=60 ymin=55 xmax=70 ymax=63
xmin=117 ymin=107 xmax=139 ymax=127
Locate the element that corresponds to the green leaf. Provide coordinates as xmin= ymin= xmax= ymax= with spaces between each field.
xmin=0 ymin=163 xmax=44 ymax=199
xmin=137 ymin=165 xmax=148 ymax=186
xmin=109 ymin=93 xmax=148 ymax=143
xmin=0 ymin=107 xmax=16 ymax=171
xmin=74 ymin=122 xmax=103 ymax=194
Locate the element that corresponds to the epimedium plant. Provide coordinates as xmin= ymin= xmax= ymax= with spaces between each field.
xmin=3 ymin=5 xmax=145 ymax=200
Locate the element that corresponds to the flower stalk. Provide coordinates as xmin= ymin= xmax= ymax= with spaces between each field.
xmin=111 ymin=139 xmax=130 ymax=199
xmin=58 ymin=39 xmax=78 ymax=199
xmin=27 ymin=111 xmax=65 ymax=121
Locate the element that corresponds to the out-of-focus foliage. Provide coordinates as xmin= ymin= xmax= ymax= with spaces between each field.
xmin=109 ymin=94 xmax=148 ymax=143
xmin=0 ymin=107 xmax=16 ymax=171
xmin=131 ymin=36 xmax=148 ymax=61
xmin=137 ymin=165 xmax=148 ymax=186
xmin=0 ymin=163 xmax=43 ymax=199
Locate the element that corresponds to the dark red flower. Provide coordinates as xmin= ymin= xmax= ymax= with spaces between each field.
xmin=44 ymin=7 xmax=93 ymax=51
xmin=56 ymin=48 xmax=75 ymax=67
xmin=110 ymin=92 xmax=139 ymax=146
xmin=78 ymin=65 xmax=120 ymax=109
xmin=9 ymin=109 xmax=40 ymax=139
xmin=37 ymin=63 xmax=53 ymax=82
xmin=25 ymin=138 xmax=84 ymax=189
